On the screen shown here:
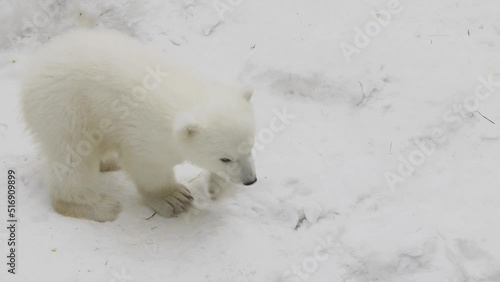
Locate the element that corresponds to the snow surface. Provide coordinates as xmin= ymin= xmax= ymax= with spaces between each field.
xmin=1 ymin=0 xmax=500 ymax=281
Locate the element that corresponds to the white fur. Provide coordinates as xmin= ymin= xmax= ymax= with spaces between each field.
xmin=21 ymin=28 xmax=256 ymax=222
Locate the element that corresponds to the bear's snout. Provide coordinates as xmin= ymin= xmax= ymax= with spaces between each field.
xmin=243 ymin=177 xmax=257 ymax=186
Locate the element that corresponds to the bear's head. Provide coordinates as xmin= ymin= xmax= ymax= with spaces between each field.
xmin=174 ymin=89 xmax=257 ymax=186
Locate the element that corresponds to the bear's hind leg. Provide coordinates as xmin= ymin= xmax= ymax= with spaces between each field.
xmin=48 ymin=155 xmax=121 ymax=222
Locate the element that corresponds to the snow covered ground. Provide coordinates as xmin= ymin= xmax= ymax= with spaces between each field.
xmin=1 ymin=0 xmax=500 ymax=281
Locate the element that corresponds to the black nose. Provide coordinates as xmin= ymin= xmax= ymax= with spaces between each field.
xmin=244 ymin=178 xmax=257 ymax=186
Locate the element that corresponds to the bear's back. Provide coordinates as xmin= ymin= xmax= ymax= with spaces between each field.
xmin=24 ymin=29 xmax=159 ymax=92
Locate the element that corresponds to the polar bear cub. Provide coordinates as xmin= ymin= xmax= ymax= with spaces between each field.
xmin=21 ymin=29 xmax=257 ymax=222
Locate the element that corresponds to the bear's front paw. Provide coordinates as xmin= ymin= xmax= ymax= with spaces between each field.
xmin=143 ymin=184 xmax=194 ymax=217
xmin=99 ymin=159 xmax=120 ymax=172
xmin=208 ymin=172 xmax=231 ymax=200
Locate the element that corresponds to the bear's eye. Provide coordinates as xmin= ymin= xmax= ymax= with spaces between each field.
xmin=220 ymin=158 xmax=232 ymax=163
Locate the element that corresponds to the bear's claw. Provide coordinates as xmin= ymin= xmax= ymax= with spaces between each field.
xmin=143 ymin=184 xmax=193 ymax=217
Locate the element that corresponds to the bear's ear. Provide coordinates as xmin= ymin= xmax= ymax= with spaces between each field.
xmin=174 ymin=112 xmax=199 ymax=138
xmin=242 ymin=88 xmax=253 ymax=101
